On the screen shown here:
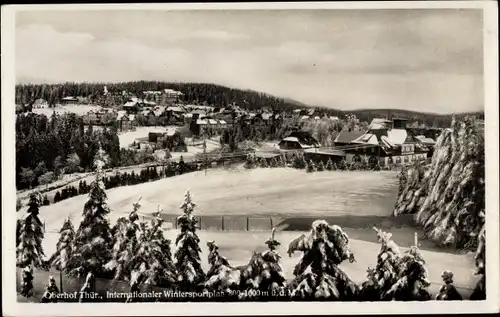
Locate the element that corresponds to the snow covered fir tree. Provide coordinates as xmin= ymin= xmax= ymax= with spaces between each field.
xmin=287 ymin=220 xmax=358 ymax=301
xmin=128 ymin=205 xmax=176 ymax=290
xmin=104 ymin=198 xmax=141 ymax=281
xmin=239 ymin=228 xmax=287 ymax=301
xmin=394 ymin=116 xmax=485 ymax=250
xmin=41 ymin=275 xmax=60 ymax=303
xmin=204 ymin=240 xmax=240 ymax=301
xmin=66 ymin=143 xmax=113 ymax=277
xmin=17 ymin=192 xmax=45 ymax=269
xmin=48 ymin=217 xmax=75 ymax=271
xmin=175 ymin=190 xmax=205 ymax=293
xmin=359 ymin=227 xmax=402 ymax=301
xmin=383 ymin=245 xmax=431 ymax=301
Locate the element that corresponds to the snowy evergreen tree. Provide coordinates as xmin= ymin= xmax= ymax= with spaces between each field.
xmin=337 ymin=159 xmax=346 ymax=171
xmin=435 ymin=271 xmax=463 ymax=300
xmin=239 ymin=228 xmax=287 ymax=301
xmin=260 ymin=157 xmax=269 ymax=168
xmin=129 ymin=205 xmax=176 ymax=288
xmin=20 ymin=266 xmax=34 ymax=298
xmin=49 ymin=217 xmax=75 ymax=272
xmin=359 ymin=227 xmax=402 ymax=301
xmin=175 ymin=190 xmax=205 ymax=291
xmin=317 ymin=161 xmax=325 ymax=172
xmin=269 ymin=157 xmax=278 ymax=168
xmin=43 ymin=194 xmax=50 ymax=206
xmin=306 ymin=160 xmax=316 ymax=173
xmin=104 ymin=198 xmax=141 ymax=281
xmin=67 ymin=143 xmax=113 ymax=277
xmin=383 ymin=245 xmax=431 ymax=301
xmin=16 ymin=192 xmax=45 ymax=268
xmin=280 ymin=154 xmax=287 ymax=167
xmin=244 ymin=154 xmax=255 ymax=169
xmin=325 ymin=158 xmax=333 ymax=171
xmin=41 ymin=275 xmax=60 ymax=303
xmin=288 ymin=221 xmax=358 ymax=301
xmin=204 ymin=240 xmax=240 ymax=300
xmin=292 ymin=152 xmax=306 ymax=169
xmin=394 ymin=117 xmax=485 ymax=249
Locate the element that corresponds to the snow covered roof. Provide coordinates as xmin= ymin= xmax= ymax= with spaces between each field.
xmin=183 ymin=113 xmax=193 ymax=118
xmin=141 ymin=110 xmax=152 ymax=116
xmin=283 ymin=137 xmax=299 ymax=142
xmin=164 ymin=88 xmax=184 ymax=96
xmin=166 ymin=129 xmax=177 ymax=136
xmin=303 ymin=148 xmax=346 ymax=156
xmin=262 ymin=113 xmax=272 ymax=120
xmin=301 ymin=115 xmax=310 ymax=120
xmin=293 ymin=109 xmax=302 ymax=113
xmin=116 ymin=110 xmax=128 ymax=120
xmin=219 ymin=120 xmax=227 ymax=125
xmin=166 ymin=106 xmax=184 ymax=113
xmin=314 ymin=116 xmax=321 ymax=120
xmin=123 ymin=101 xmax=138 ymax=108
xmin=386 ymin=129 xmax=408 ymax=145
xmin=129 ymin=115 xmax=135 ymax=121
xmin=208 ymin=119 xmax=218 ymax=125
xmin=352 ymin=133 xmax=379 ymax=145
xmin=329 ymin=116 xmax=339 ymax=121
xmin=196 ymin=119 xmax=208 ymax=125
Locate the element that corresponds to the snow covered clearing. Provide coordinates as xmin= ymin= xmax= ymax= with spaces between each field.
xmin=37 ymin=169 xmax=399 ymax=233
xmin=118 ymin=126 xmax=176 ymax=148
xmin=32 ymin=104 xmax=102 ymax=116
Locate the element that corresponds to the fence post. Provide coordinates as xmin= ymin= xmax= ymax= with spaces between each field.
xmin=270 ymin=217 xmax=273 ymax=230
xmin=246 ymin=217 xmax=249 ymax=231
xmin=222 ymin=216 xmax=225 ymax=231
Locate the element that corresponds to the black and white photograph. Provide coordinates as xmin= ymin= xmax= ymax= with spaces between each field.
xmin=2 ymin=2 xmax=498 ymax=316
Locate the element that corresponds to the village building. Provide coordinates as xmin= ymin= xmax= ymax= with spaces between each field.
xmin=339 ymin=118 xmax=431 ymax=166
xmin=61 ymin=96 xmax=79 ymax=105
xmin=122 ymin=99 xmax=142 ymax=114
xmin=278 ymin=131 xmax=320 ymax=152
xmin=163 ymin=88 xmax=184 ymax=104
xmin=116 ymin=110 xmax=136 ymax=132
xmin=32 ymin=98 xmax=48 ymax=109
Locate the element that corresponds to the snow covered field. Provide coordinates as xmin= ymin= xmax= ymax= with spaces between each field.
xmin=118 ymin=126 xmax=173 ymax=148
xmin=34 ymin=168 xmax=477 ymax=294
xmin=32 ymin=104 xmax=102 ymax=116
xmin=38 ymin=169 xmax=399 ymax=232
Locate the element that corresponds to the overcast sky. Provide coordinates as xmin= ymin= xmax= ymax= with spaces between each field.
xmin=15 ymin=9 xmax=484 ymax=113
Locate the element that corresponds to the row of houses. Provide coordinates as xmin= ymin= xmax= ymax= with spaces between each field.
xmin=276 ymin=117 xmax=437 ymax=166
